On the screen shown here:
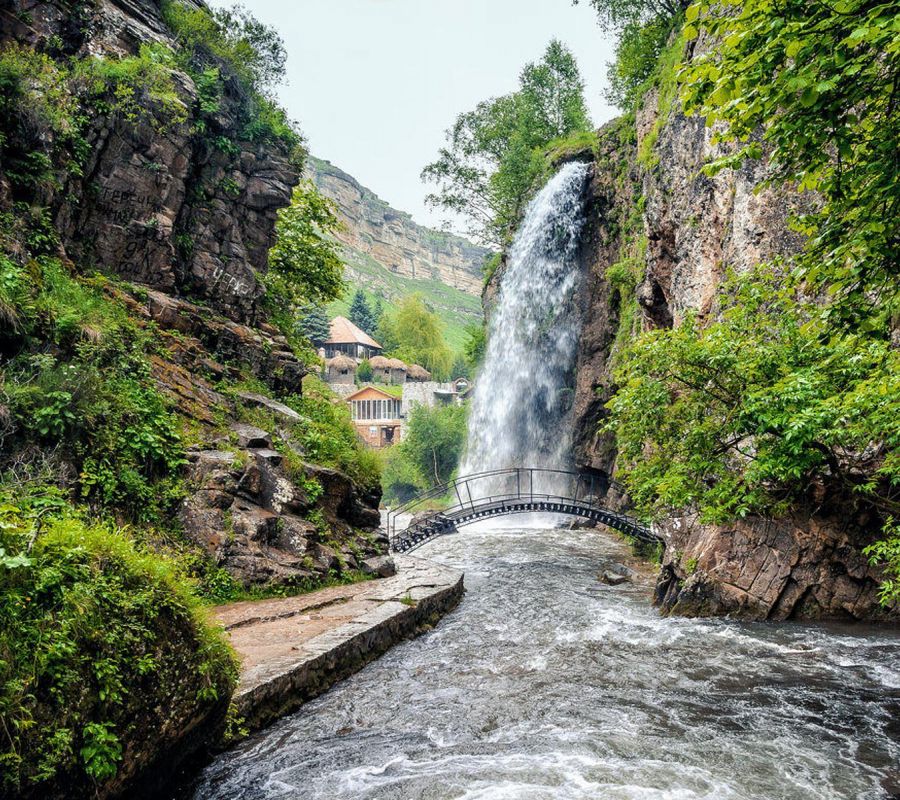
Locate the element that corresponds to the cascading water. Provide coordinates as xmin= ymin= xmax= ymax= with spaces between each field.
xmin=461 ymin=161 xmax=591 ymax=481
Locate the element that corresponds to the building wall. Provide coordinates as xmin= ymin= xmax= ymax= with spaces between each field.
xmin=401 ymin=381 xmax=459 ymax=417
xmin=353 ymin=422 xmax=401 ymax=449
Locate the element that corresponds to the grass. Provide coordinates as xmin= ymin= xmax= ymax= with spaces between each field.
xmin=325 ymin=243 xmax=483 ymax=354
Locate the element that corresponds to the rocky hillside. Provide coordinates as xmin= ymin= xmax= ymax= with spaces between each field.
xmin=306 ymin=156 xmax=488 ymax=349
xmin=0 ymin=2 xmax=387 ymax=796
xmin=486 ymin=34 xmax=897 ymax=624
xmin=307 ymin=156 xmax=488 ymax=294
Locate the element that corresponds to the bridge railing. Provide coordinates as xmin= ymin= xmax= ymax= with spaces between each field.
xmin=384 ymin=467 xmax=633 ymax=547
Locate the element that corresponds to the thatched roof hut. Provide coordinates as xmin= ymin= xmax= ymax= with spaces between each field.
xmin=368 ymin=355 xmax=392 ymax=369
xmin=406 ymin=363 xmax=432 ymax=381
xmin=386 ymin=358 xmax=408 ymax=371
xmin=326 ymin=354 xmax=356 ymax=369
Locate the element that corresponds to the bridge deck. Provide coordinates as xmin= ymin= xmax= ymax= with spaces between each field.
xmin=383 ymin=468 xmax=660 ymax=554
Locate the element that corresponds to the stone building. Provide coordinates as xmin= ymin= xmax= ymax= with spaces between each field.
xmin=346 ymin=386 xmax=403 ymax=448
xmin=322 ymin=316 xmax=382 ymax=360
xmin=324 ymin=354 xmax=356 ymax=385
xmin=386 ymin=358 xmax=408 ymax=384
xmin=368 ymin=355 xmax=393 ymax=383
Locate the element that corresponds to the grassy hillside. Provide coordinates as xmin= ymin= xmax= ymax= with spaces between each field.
xmin=327 ymin=243 xmax=483 ymax=353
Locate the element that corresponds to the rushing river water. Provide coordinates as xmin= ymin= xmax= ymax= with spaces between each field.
xmin=193 ymin=524 xmax=900 ymax=800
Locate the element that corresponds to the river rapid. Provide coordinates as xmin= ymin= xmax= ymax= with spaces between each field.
xmin=192 ymin=523 xmax=900 ymax=800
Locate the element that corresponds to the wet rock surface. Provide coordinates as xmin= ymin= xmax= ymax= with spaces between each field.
xmin=654 ymin=511 xmax=897 ymax=621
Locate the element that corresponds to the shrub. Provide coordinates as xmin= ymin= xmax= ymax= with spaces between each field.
xmin=605 ymin=16 xmax=677 ymax=110
xmin=74 ymin=43 xmax=188 ymax=130
xmin=382 ymin=403 xmax=468 ymax=502
xmin=0 ymin=43 xmax=85 ymax=190
xmin=356 ymin=359 xmax=373 ymax=383
xmin=274 ymin=376 xmax=381 ymax=493
xmin=160 ymin=0 xmax=302 ymax=152
xmin=1 ymin=258 xmax=187 ymax=522
xmin=0 ymin=510 xmax=236 ymax=796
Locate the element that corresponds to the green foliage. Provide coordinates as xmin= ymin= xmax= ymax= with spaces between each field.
xmin=864 ymin=522 xmax=900 ymax=605
xmin=382 ymin=403 xmax=468 ymax=503
xmin=0 ymin=44 xmax=85 ymax=192
xmin=606 ymin=268 xmax=900 ymax=530
xmin=160 ymin=0 xmax=301 ymax=152
xmin=295 ymin=304 xmax=331 ymax=344
xmin=482 ymin=252 xmax=502 ymax=285
xmin=462 ymin=323 xmax=487 ymax=373
xmin=579 ymin=0 xmax=689 ymax=29
xmin=0 ymin=40 xmax=194 ymax=198
xmin=348 ymin=288 xmax=376 ymax=335
xmin=606 ymin=15 xmax=677 ymax=110
xmin=280 ymin=376 xmax=381 ymax=493
xmin=576 ymin=0 xmax=688 ymax=111
xmin=74 ymin=43 xmax=188 ymax=130
xmin=381 ymin=448 xmax=427 ymax=505
xmin=1 ymin=258 xmax=187 ymax=521
xmin=422 ymin=39 xmax=592 ymax=247
xmin=356 ymin=359 xmax=374 ymax=383
xmin=161 ymin=0 xmax=286 ymax=96
xmin=680 ymin=0 xmax=900 ymax=330
xmin=376 ymin=295 xmax=453 ymax=380
xmin=450 ymin=355 xmax=470 ymax=381
xmin=542 ymin=130 xmax=600 ymax=165
xmin=0 ymin=510 xmax=236 ymax=795
xmin=266 ymin=181 xmax=345 ymax=340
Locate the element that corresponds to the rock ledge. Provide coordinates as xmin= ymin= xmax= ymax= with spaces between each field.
xmin=213 ymin=556 xmax=464 ymax=732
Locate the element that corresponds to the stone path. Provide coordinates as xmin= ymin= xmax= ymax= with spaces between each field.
xmin=212 ymin=556 xmax=464 ymax=731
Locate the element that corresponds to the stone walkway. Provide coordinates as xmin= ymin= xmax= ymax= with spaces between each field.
xmin=212 ymin=555 xmax=464 ymax=731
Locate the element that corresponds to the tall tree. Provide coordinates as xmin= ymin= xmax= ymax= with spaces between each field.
xmin=265 ymin=180 xmax=345 ymax=336
xmin=377 ymin=294 xmax=453 ymax=380
xmin=422 ymin=40 xmax=591 ymax=247
xmin=348 ymin=288 xmax=375 ymax=334
xmin=296 ymin=305 xmax=331 ymax=344
xmin=574 ymin=0 xmax=690 ymax=110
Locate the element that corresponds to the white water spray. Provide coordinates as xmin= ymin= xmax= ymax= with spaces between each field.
xmin=462 ymin=161 xmax=591 ymax=483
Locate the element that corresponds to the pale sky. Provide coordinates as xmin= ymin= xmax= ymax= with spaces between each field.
xmin=208 ymin=0 xmax=619 ymax=232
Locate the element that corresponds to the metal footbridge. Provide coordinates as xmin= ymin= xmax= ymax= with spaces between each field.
xmin=384 ymin=467 xmax=661 ymax=553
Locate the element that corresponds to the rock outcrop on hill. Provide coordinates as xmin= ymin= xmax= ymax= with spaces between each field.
xmin=4 ymin=0 xmax=295 ymax=326
xmin=305 ymin=155 xmax=489 ymax=296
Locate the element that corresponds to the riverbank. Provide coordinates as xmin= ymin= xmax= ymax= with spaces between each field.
xmin=213 ymin=556 xmax=464 ymax=733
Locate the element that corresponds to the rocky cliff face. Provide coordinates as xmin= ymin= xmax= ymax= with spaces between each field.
xmin=0 ymin=4 xmax=388 ymax=795
xmin=3 ymin=0 xmax=294 ymax=326
xmin=1 ymin=0 xmax=383 ymax=582
xmin=483 ymin=55 xmax=893 ymax=622
xmin=306 ymin=155 xmax=489 ymax=296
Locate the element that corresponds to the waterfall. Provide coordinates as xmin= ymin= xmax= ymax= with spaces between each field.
xmin=461 ymin=161 xmax=590 ymax=485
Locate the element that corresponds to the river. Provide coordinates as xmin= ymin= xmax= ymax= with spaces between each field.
xmin=192 ymin=523 xmax=900 ymax=800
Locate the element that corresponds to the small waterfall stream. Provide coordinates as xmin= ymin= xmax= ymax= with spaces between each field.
xmin=461 ymin=162 xmax=591 ymax=480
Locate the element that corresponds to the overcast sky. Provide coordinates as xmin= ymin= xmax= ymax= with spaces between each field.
xmin=208 ymin=0 xmax=618 ymax=232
